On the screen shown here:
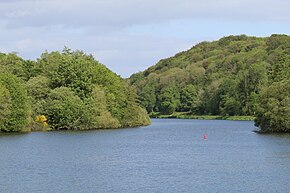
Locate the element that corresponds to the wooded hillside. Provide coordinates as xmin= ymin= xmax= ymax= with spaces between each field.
xmin=130 ymin=34 xmax=290 ymax=132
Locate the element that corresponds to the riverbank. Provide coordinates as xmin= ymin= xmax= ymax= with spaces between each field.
xmin=150 ymin=112 xmax=255 ymax=121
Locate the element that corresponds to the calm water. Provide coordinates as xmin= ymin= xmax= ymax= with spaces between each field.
xmin=0 ymin=119 xmax=290 ymax=193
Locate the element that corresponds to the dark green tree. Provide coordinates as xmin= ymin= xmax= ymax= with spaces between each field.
xmin=268 ymin=50 xmax=290 ymax=83
xmin=255 ymin=80 xmax=290 ymax=132
xmin=157 ymin=85 xmax=180 ymax=114
xmin=45 ymin=87 xmax=86 ymax=130
xmin=0 ymin=82 xmax=12 ymax=131
xmin=138 ymin=83 xmax=156 ymax=113
xmin=180 ymin=84 xmax=198 ymax=112
xmin=0 ymin=73 xmax=30 ymax=132
xmin=26 ymin=76 xmax=50 ymax=117
xmin=0 ymin=53 xmax=25 ymax=79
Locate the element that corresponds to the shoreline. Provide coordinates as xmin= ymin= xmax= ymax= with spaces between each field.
xmin=150 ymin=112 xmax=255 ymax=121
xmin=0 ymin=122 xmax=151 ymax=134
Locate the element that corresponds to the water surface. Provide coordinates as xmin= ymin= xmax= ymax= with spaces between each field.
xmin=0 ymin=119 xmax=289 ymax=192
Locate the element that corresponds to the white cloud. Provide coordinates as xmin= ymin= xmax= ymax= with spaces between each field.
xmin=1 ymin=0 xmax=289 ymax=28
xmin=0 ymin=0 xmax=289 ymax=77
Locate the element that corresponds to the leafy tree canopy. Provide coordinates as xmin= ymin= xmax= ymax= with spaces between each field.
xmin=0 ymin=49 xmax=150 ymax=132
xmin=130 ymin=34 xmax=290 ymax=133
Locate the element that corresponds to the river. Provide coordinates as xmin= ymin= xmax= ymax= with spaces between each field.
xmin=0 ymin=119 xmax=289 ymax=192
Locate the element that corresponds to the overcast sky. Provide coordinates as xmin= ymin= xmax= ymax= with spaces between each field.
xmin=1 ymin=0 xmax=290 ymax=77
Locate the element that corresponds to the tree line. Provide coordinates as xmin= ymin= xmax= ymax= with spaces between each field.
xmin=0 ymin=48 xmax=150 ymax=132
xmin=129 ymin=34 xmax=290 ymax=133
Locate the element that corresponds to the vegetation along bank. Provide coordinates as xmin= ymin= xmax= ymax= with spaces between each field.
xmin=129 ymin=34 xmax=290 ymax=133
xmin=0 ymin=49 xmax=150 ymax=132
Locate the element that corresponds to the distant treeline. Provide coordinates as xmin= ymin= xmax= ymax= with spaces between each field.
xmin=0 ymin=48 xmax=150 ymax=132
xmin=130 ymin=34 xmax=290 ymax=133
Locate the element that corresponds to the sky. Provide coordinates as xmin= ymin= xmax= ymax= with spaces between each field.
xmin=0 ymin=0 xmax=290 ymax=77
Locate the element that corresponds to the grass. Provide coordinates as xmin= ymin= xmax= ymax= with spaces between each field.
xmin=150 ymin=112 xmax=255 ymax=121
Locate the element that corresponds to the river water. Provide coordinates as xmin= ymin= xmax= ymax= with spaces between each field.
xmin=0 ymin=119 xmax=289 ymax=192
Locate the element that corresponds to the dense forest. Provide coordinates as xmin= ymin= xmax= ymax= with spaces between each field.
xmin=129 ymin=34 xmax=290 ymax=133
xmin=0 ymin=48 xmax=150 ymax=132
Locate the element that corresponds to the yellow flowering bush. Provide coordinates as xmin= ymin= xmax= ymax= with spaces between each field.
xmin=35 ymin=114 xmax=48 ymax=127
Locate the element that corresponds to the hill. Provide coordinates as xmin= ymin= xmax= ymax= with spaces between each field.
xmin=129 ymin=34 xmax=290 ymax=133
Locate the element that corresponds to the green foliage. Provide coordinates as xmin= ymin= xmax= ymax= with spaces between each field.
xmin=130 ymin=34 xmax=290 ymax=132
xmin=268 ymin=49 xmax=290 ymax=83
xmin=218 ymin=78 xmax=241 ymax=116
xmin=255 ymin=80 xmax=290 ymax=133
xmin=46 ymin=50 xmax=97 ymax=99
xmin=85 ymin=85 xmax=121 ymax=129
xmin=131 ymin=72 xmax=158 ymax=113
xmin=266 ymin=34 xmax=289 ymax=51
xmin=40 ymin=49 xmax=132 ymax=124
xmin=0 ymin=53 xmax=25 ymax=79
xmin=26 ymin=76 xmax=50 ymax=116
xmin=137 ymin=83 xmax=156 ymax=113
xmin=122 ymin=105 xmax=151 ymax=127
xmin=180 ymin=84 xmax=198 ymax=112
xmin=45 ymin=87 xmax=86 ymax=130
xmin=157 ymin=85 xmax=180 ymax=114
xmin=221 ymin=97 xmax=241 ymax=116
xmin=0 ymin=48 xmax=150 ymax=132
xmin=121 ymin=84 xmax=151 ymax=127
xmin=0 ymin=82 xmax=12 ymax=131
xmin=0 ymin=73 xmax=30 ymax=132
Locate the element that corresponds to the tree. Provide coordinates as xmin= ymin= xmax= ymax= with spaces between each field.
xmin=85 ymin=85 xmax=120 ymax=129
xmin=45 ymin=87 xmax=87 ymax=130
xmin=26 ymin=75 xmax=50 ymax=116
xmin=157 ymin=85 xmax=180 ymax=114
xmin=0 ymin=53 xmax=26 ymax=79
xmin=122 ymin=85 xmax=151 ymax=127
xmin=0 ymin=82 xmax=12 ymax=131
xmin=255 ymin=80 xmax=290 ymax=133
xmin=241 ymin=62 xmax=268 ymax=114
xmin=218 ymin=78 xmax=243 ymax=116
xmin=180 ymin=84 xmax=198 ymax=112
xmin=0 ymin=73 xmax=30 ymax=132
xmin=37 ymin=49 xmax=149 ymax=129
xmin=221 ymin=97 xmax=241 ymax=116
xmin=268 ymin=50 xmax=290 ymax=83
xmin=138 ymin=84 xmax=156 ymax=113
xmin=122 ymin=105 xmax=151 ymax=127
xmin=0 ymin=48 xmax=150 ymax=132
